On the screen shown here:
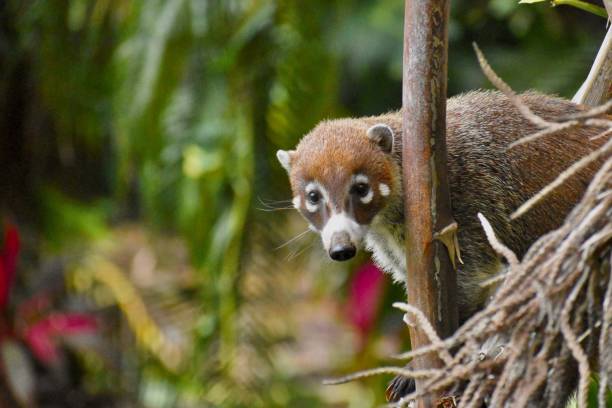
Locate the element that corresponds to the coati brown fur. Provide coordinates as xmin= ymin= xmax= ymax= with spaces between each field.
xmin=278 ymin=90 xmax=605 ymax=324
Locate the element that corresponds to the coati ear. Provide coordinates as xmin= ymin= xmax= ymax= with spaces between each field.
xmin=276 ymin=150 xmax=295 ymax=172
xmin=367 ymin=124 xmax=394 ymax=154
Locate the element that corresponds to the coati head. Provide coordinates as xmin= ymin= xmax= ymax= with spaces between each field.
xmin=277 ymin=119 xmax=399 ymax=261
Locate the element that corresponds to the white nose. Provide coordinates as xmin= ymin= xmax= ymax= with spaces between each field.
xmin=321 ymin=213 xmax=365 ymax=256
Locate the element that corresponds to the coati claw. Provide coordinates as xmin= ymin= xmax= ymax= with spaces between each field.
xmin=433 ymin=221 xmax=463 ymax=269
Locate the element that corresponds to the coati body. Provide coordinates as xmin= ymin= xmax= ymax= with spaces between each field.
xmin=277 ymin=90 xmax=604 ymax=323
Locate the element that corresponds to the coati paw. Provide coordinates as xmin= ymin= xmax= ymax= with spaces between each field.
xmin=385 ymin=374 xmax=415 ymax=403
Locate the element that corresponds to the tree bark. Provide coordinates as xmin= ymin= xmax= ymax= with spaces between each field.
xmin=402 ymin=0 xmax=458 ymax=406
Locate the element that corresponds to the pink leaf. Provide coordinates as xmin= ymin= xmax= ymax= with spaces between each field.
xmin=0 ymin=223 xmax=20 ymax=309
xmin=346 ymin=262 xmax=385 ymax=343
xmin=0 ymin=262 xmax=8 ymax=311
xmin=48 ymin=313 xmax=98 ymax=334
xmin=22 ymin=313 xmax=97 ymax=365
xmin=2 ymin=224 xmax=20 ymax=270
xmin=24 ymin=322 xmax=59 ymax=364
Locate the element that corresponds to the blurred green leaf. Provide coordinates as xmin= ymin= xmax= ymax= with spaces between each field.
xmin=182 ymin=144 xmax=222 ymax=179
xmin=40 ymin=188 xmax=110 ymax=251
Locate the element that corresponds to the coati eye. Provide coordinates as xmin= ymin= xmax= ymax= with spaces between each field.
xmin=304 ymin=182 xmax=325 ymax=213
xmin=351 ymin=183 xmax=370 ymax=197
xmin=307 ymin=191 xmax=321 ymax=204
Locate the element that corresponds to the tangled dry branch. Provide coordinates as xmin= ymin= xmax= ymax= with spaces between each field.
xmin=325 ymin=48 xmax=612 ymax=407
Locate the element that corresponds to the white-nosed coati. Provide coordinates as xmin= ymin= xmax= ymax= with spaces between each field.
xmin=277 ymin=90 xmax=606 ymax=400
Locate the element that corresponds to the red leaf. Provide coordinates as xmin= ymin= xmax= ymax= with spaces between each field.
xmin=22 ymin=313 xmax=97 ymax=364
xmin=48 ymin=313 xmax=98 ymax=334
xmin=346 ymin=262 xmax=385 ymax=343
xmin=3 ymin=224 xmax=20 ymax=268
xmin=0 ymin=223 xmax=20 ymax=309
xmin=0 ymin=262 xmax=8 ymax=310
xmin=24 ymin=322 xmax=59 ymax=364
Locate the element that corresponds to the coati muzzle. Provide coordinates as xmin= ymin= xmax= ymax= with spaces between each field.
xmin=328 ymin=231 xmax=356 ymax=261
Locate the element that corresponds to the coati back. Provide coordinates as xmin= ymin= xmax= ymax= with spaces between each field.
xmin=278 ymin=90 xmax=605 ymax=322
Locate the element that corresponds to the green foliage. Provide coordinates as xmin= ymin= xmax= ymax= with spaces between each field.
xmin=39 ymin=188 xmax=110 ymax=251
xmin=519 ymin=0 xmax=608 ymax=18
xmin=13 ymin=0 xmax=116 ymax=148
xmin=564 ymin=377 xmax=612 ymax=407
xmin=110 ymin=1 xmax=341 ymax=405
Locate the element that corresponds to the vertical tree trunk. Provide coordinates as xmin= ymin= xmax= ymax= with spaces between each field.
xmin=402 ymin=0 xmax=458 ymax=405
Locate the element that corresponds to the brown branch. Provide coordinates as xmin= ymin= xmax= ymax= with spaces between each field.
xmin=598 ymin=268 xmax=612 ymax=407
xmin=473 ymin=43 xmax=554 ymax=128
xmin=323 ymin=367 xmax=438 ymax=386
xmin=477 ymin=213 xmax=519 ymax=268
xmin=401 ymin=0 xmax=458 ymax=405
xmin=394 ymin=302 xmax=454 ymax=365
xmin=511 ymin=136 xmax=612 ymax=219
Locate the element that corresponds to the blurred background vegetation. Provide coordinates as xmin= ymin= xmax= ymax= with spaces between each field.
xmin=0 ymin=0 xmax=606 ymax=407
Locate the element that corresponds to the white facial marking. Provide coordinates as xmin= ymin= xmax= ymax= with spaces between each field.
xmin=305 ymin=182 xmax=317 ymax=192
xmin=318 ymin=185 xmax=331 ymax=205
xmin=305 ymin=181 xmax=330 ymax=213
xmin=353 ymin=174 xmax=373 ymax=204
xmin=321 ymin=212 xmax=366 ymax=251
xmin=379 ymin=183 xmax=390 ymax=197
xmin=292 ymin=196 xmax=301 ymax=209
xmin=305 ymin=202 xmax=318 ymax=213
xmin=354 ymin=174 xmax=369 ymax=184
xmin=360 ymin=189 xmax=374 ymax=204
xmin=305 ymin=182 xmax=320 ymax=213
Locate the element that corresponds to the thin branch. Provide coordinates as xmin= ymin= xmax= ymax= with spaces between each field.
xmin=507 ymin=121 xmax=578 ymax=149
xmin=323 ymin=366 xmax=438 ymax=386
xmin=394 ymin=302 xmax=453 ymax=365
xmin=473 ymin=43 xmax=553 ymax=128
xmin=511 ymin=136 xmax=612 ymax=219
xmin=477 ymin=213 xmax=520 ymax=268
